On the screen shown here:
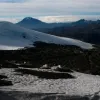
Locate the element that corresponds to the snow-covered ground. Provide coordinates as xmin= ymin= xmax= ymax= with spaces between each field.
xmin=0 ymin=21 xmax=93 ymax=50
xmin=0 ymin=68 xmax=100 ymax=97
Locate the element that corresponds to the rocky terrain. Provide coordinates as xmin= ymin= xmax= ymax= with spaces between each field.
xmin=0 ymin=43 xmax=100 ymax=99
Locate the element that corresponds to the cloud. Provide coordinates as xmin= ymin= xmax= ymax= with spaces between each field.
xmin=1 ymin=15 xmax=100 ymax=23
xmin=39 ymin=15 xmax=100 ymax=23
xmin=0 ymin=0 xmax=100 ymax=22
xmin=0 ymin=17 xmax=21 ymax=23
xmin=0 ymin=0 xmax=27 ymax=3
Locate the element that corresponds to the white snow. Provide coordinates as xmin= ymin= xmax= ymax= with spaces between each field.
xmin=0 ymin=21 xmax=93 ymax=50
xmin=0 ymin=68 xmax=100 ymax=96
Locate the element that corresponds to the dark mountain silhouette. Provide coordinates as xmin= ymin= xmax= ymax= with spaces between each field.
xmin=17 ymin=17 xmax=48 ymax=29
xmin=17 ymin=17 xmax=70 ymax=29
xmin=37 ymin=19 xmax=100 ymax=45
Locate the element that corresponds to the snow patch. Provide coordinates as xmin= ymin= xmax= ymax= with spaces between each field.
xmin=0 ymin=68 xmax=100 ymax=96
xmin=0 ymin=21 xmax=93 ymax=50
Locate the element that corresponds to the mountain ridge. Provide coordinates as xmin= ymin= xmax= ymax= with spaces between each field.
xmin=17 ymin=17 xmax=70 ymax=29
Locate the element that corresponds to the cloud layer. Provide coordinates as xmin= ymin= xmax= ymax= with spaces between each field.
xmin=0 ymin=0 xmax=26 ymax=3
xmin=0 ymin=0 xmax=100 ymax=22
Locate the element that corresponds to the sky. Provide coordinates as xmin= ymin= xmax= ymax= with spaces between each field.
xmin=0 ymin=0 xmax=100 ymax=23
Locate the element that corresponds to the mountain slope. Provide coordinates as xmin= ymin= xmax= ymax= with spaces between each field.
xmin=40 ymin=19 xmax=100 ymax=45
xmin=0 ymin=21 xmax=93 ymax=50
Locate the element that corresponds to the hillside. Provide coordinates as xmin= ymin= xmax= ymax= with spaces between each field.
xmin=0 ymin=42 xmax=99 ymax=75
xmin=17 ymin=18 xmax=100 ymax=45
xmin=37 ymin=19 xmax=100 ymax=45
xmin=0 ymin=20 xmax=100 ymax=100
xmin=0 ymin=21 xmax=93 ymax=50
xmin=0 ymin=42 xmax=100 ymax=99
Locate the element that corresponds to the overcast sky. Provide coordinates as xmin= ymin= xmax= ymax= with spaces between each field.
xmin=0 ymin=0 xmax=100 ymax=23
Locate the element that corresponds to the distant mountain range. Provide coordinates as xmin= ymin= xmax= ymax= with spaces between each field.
xmin=17 ymin=17 xmax=100 ymax=45
xmin=17 ymin=17 xmax=70 ymax=29
xmin=43 ymin=19 xmax=100 ymax=44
